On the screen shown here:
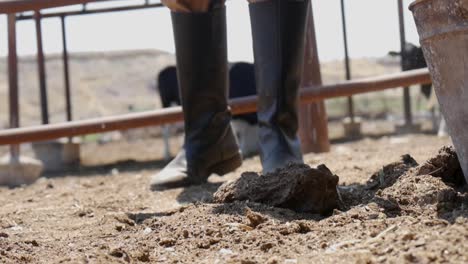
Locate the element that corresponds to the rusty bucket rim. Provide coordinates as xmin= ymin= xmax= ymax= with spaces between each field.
xmin=409 ymin=0 xmax=431 ymax=11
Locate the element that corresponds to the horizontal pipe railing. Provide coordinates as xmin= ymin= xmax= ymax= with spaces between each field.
xmin=16 ymin=2 xmax=164 ymax=20
xmin=0 ymin=0 xmax=99 ymax=14
xmin=0 ymin=68 xmax=431 ymax=145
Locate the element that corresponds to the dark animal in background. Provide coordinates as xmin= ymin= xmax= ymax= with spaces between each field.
xmin=389 ymin=42 xmax=431 ymax=99
xmin=389 ymin=42 xmax=447 ymax=136
xmin=157 ymin=66 xmax=180 ymax=108
xmin=156 ymin=62 xmax=259 ymax=160
xmin=157 ymin=63 xmax=257 ymax=118
xmin=157 ymin=66 xmax=180 ymax=160
xmin=229 ymin=62 xmax=258 ymax=125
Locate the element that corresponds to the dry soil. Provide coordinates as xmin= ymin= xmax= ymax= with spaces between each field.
xmin=0 ymin=134 xmax=467 ymax=263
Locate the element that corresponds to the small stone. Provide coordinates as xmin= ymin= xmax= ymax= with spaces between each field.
xmin=25 ymin=240 xmax=39 ymax=247
xmin=10 ymin=225 xmax=22 ymax=231
xmin=197 ymin=240 xmax=212 ymax=249
xmin=205 ymin=228 xmax=216 ymax=236
xmin=210 ymin=238 xmax=220 ymax=245
xmin=266 ymin=256 xmax=281 ymax=264
xmin=333 ymin=209 xmax=343 ymax=215
xmin=109 ymin=248 xmax=130 ymax=262
xmin=143 ymin=227 xmax=152 ymax=235
xmin=378 ymin=213 xmax=387 ymax=219
xmin=157 ymin=256 xmax=168 ymax=262
xmin=219 ymin=248 xmax=233 ymax=255
xmin=377 ymin=256 xmax=387 ymax=263
xmin=402 ymin=232 xmax=416 ymax=241
xmin=279 ymin=223 xmax=301 ymax=236
xmin=455 ymin=217 xmax=466 ymax=225
xmin=114 ymin=214 xmax=135 ymax=227
xmin=404 ymin=253 xmax=418 ymax=263
xmin=350 ymin=213 xmax=359 ymax=219
xmin=77 ymin=210 xmax=93 ymax=218
xmin=111 ymin=168 xmax=119 ymax=176
xmin=136 ymin=251 xmax=150 ymax=262
xmin=159 ymin=238 xmax=176 ymax=247
xmin=115 ymin=224 xmax=124 ymax=232
xmin=223 ymin=223 xmax=254 ymax=231
xmin=367 ymin=213 xmax=379 ymax=220
xmin=260 ymin=242 xmax=274 ymax=252
xmin=414 ymin=239 xmax=426 ymax=247
xmin=245 ymin=207 xmax=267 ymax=228
xmin=296 ymin=222 xmax=311 ymax=234
xmin=0 ymin=232 xmax=8 ymax=238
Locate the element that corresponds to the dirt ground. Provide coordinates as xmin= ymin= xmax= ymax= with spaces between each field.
xmin=1 ymin=134 xmax=467 ymax=263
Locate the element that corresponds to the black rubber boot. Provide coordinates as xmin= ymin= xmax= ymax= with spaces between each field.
xmin=150 ymin=6 xmax=242 ymax=190
xmin=249 ymin=0 xmax=310 ymax=173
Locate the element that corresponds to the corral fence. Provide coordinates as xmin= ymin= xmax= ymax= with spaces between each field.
xmin=0 ymin=0 xmax=430 ymax=161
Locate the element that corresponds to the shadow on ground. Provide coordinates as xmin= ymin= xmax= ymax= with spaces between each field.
xmin=176 ymin=182 xmax=223 ymax=205
xmin=43 ymin=158 xmax=169 ymax=178
xmin=330 ymin=128 xmax=437 ymax=145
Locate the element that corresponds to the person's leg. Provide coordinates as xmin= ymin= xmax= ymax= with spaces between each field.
xmin=151 ymin=0 xmax=241 ymax=190
xmin=248 ymin=0 xmax=310 ymax=173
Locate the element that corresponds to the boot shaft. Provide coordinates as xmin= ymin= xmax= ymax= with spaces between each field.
xmin=249 ymin=0 xmax=310 ymax=135
xmin=170 ymin=6 xmax=240 ymax=174
xmin=171 ymin=7 xmax=229 ymax=132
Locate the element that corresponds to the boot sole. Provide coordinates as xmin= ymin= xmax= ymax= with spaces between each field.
xmin=209 ymin=152 xmax=243 ymax=176
xmin=152 ymin=152 xmax=243 ymax=191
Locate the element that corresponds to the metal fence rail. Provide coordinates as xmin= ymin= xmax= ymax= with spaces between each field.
xmin=16 ymin=2 xmax=164 ymax=19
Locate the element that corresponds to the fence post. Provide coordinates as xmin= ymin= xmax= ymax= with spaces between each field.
xmin=398 ymin=0 xmax=413 ymax=126
xmin=298 ymin=3 xmax=331 ymax=153
xmin=61 ymin=15 xmax=73 ymax=122
xmin=34 ymin=11 xmax=49 ymax=125
xmin=8 ymin=14 xmax=20 ymax=163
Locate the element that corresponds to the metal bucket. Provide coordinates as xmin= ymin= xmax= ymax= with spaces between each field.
xmin=410 ymin=0 xmax=468 ymax=183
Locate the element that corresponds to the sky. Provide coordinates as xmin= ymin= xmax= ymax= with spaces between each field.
xmin=0 ymin=0 xmax=420 ymax=62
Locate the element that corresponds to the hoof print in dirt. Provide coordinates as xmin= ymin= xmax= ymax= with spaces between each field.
xmin=213 ymin=163 xmax=340 ymax=215
xmin=416 ymin=146 xmax=466 ymax=186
